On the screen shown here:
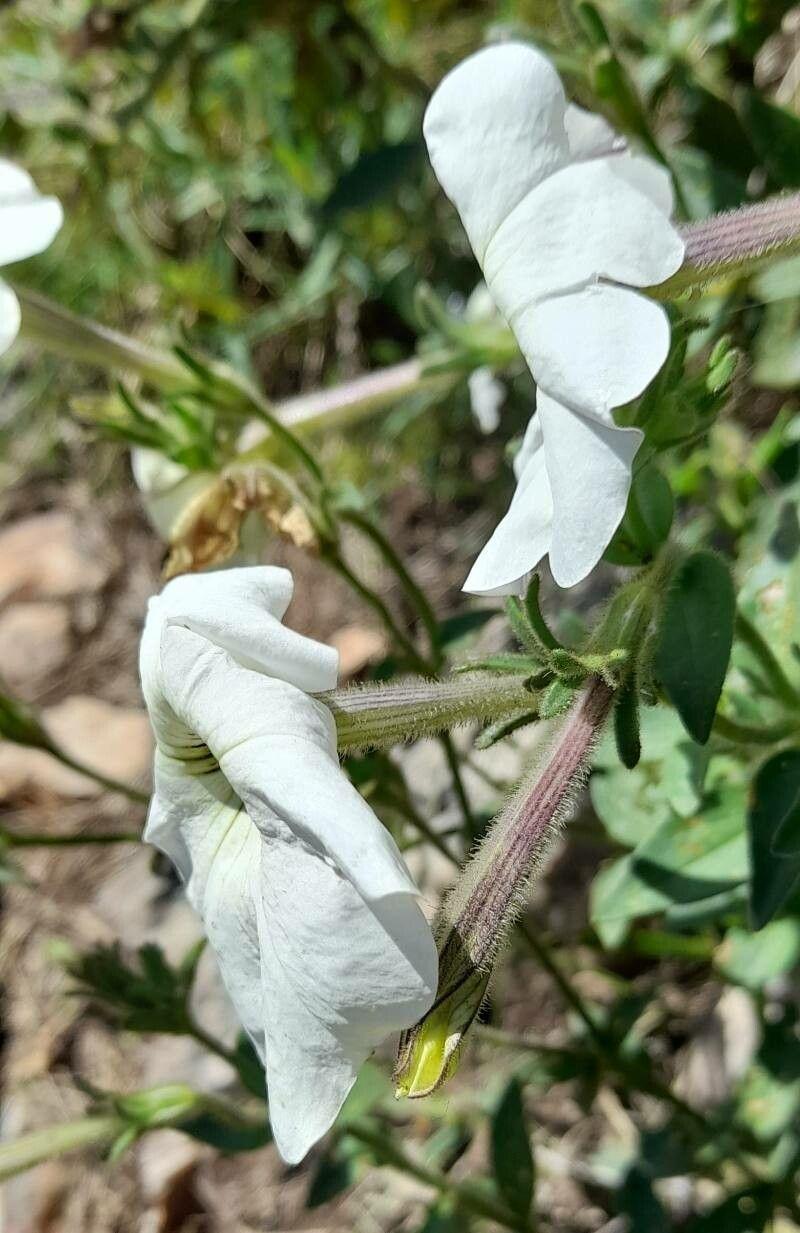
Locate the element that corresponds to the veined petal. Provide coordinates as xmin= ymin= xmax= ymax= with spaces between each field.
xmin=538 ymin=392 xmax=642 ymax=588
xmin=522 ymin=284 xmax=672 ymax=421
xmin=483 ymin=159 xmax=684 ymax=314
xmin=0 ymin=158 xmax=62 ymax=266
xmin=423 ymin=42 xmax=569 ymax=262
xmin=147 ymin=764 xmax=267 ymax=1056
xmin=0 ymin=278 xmax=21 ymax=356
xmin=256 ymin=841 xmax=436 ymax=1164
xmin=463 ymin=417 xmax=553 ymax=596
xmin=160 ymin=625 xmax=422 ymax=903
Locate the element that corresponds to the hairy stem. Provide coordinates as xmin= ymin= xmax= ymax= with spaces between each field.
xmin=323 ymin=673 xmax=534 ymax=752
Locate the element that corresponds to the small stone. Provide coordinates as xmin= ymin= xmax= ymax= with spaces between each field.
xmin=0 ymin=511 xmax=113 ymax=603
xmin=0 ymin=602 xmax=71 ymax=694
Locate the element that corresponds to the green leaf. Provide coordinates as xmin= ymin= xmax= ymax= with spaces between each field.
xmin=591 ymin=785 xmax=749 ymax=943
xmin=180 ymin=1112 xmax=271 ymax=1153
xmin=617 ymin=1166 xmax=670 ymax=1233
xmin=592 ymin=706 xmax=709 ymax=847
xmin=490 ymin=1078 xmax=534 ymax=1220
xmin=437 ymin=609 xmax=498 ymax=653
xmin=715 ymin=919 xmax=800 ymax=990
xmin=232 ymin=1034 xmax=265 ymax=1098
xmin=307 ymin=1142 xmax=361 ymax=1207
xmin=539 ymin=679 xmax=576 ymax=719
xmin=320 ymin=141 xmax=424 ymax=219
xmin=739 ymin=89 xmax=800 ymax=188
xmin=414 ymin=1202 xmax=462 ymax=1233
xmin=336 ymin=1061 xmax=390 ymax=1125
xmin=738 ymin=483 xmax=800 ymax=688
xmin=605 ymin=464 xmax=674 ymax=566
xmin=655 ymin=552 xmax=735 ymax=743
xmin=748 ymin=750 xmax=800 ymax=929
xmin=61 ymin=940 xmax=202 ymax=1035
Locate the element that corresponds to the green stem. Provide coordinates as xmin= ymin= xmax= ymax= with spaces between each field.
xmin=3 ymin=829 xmax=141 ymax=847
xmin=712 ymin=713 xmax=797 ymax=746
xmin=0 ymin=1115 xmax=125 ymax=1181
xmin=186 ymin=1019 xmax=241 ymax=1071
xmin=54 ymin=750 xmax=150 ymax=803
xmin=320 ymin=544 xmax=429 ymax=674
xmin=440 ymin=732 xmax=477 ymax=842
xmin=736 ymin=609 xmax=800 ymax=710
xmin=339 ymin=509 xmax=442 ymax=663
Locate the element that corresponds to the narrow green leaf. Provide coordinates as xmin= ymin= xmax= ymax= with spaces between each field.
xmin=655 ymin=552 xmax=735 ymax=743
xmin=490 ymin=1078 xmax=534 ymax=1220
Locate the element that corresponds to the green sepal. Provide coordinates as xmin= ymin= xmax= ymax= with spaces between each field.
xmin=614 ymin=675 xmax=642 ymax=770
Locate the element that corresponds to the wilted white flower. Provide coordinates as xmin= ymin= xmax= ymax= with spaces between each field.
xmin=424 ymin=43 xmax=685 ymax=593
xmin=139 ymin=566 xmax=437 ymax=1163
xmin=0 ymin=159 xmax=62 ymax=355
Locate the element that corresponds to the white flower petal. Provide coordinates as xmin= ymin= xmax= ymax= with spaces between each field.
xmin=564 ymin=103 xmax=621 ymax=161
xmin=538 ymin=392 xmax=642 ymax=587
xmin=523 ymin=284 xmax=672 ymax=420
xmin=611 ymin=152 xmax=676 ymax=216
xmin=484 ymin=159 xmax=684 ymax=315
xmin=141 ymin=566 xmax=337 ymax=700
xmin=463 ymin=417 xmax=553 ymax=595
xmin=0 ymin=158 xmax=62 ymax=266
xmin=159 ymin=624 xmax=422 ymax=904
xmin=423 ymin=42 xmax=569 ymax=262
xmin=256 ymin=842 xmax=436 ymax=1164
xmin=0 ymin=278 xmax=21 ymax=356
xmin=140 ymin=569 xmax=438 ymax=1163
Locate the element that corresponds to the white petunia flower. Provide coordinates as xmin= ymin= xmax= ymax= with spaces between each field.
xmin=139 ymin=566 xmax=437 ymax=1163
xmin=0 ymin=159 xmax=63 ymax=356
xmin=423 ymin=43 xmax=685 ymax=593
